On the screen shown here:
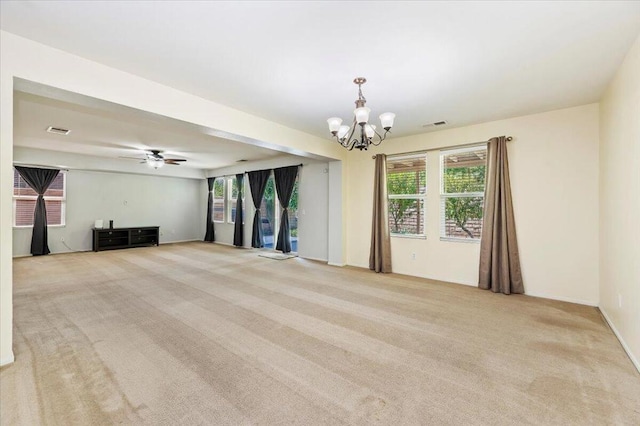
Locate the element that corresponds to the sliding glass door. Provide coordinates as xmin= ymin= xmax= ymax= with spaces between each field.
xmin=258 ymin=174 xmax=299 ymax=253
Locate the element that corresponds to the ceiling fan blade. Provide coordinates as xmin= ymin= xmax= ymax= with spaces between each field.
xmin=164 ymin=160 xmax=182 ymax=165
xmin=164 ymin=158 xmax=186 ymax=162
xmin=119 ymin=156 xmax=146 ymax=160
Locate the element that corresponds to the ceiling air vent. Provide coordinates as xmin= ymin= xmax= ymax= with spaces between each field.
xmin=46 ymin=126 xmax=71 ymax=135
xmin=422 ymin=120 xmax=448 ymax=128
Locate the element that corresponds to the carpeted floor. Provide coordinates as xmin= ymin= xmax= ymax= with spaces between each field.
xmin=2 ymin=242 xmax=639 ymax=425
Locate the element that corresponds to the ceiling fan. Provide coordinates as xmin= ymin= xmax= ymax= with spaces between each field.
xmin=121 ymin=150 xmax=187 ymax=169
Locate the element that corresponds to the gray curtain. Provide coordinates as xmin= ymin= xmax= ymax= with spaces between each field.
xmin=14 ymin=166 xmax=60 ymax=256
xmin=274 ymin=165 xmax=298 ymax=253
xmin=247 ymin=170 xmax=271 ymax=248
xmin=369 ymin=155 xmax=392 ymax=273
xmin=233 ymin=173 xmax=244 ymax=247
xmin=478 ymin=136 xmax=524 ymax=294
xmin=204 ymin=177 xmax=215 ymax=242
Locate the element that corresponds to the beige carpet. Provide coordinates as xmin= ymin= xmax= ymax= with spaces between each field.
xmin=2 ymin=242 xmax=639 ymax=425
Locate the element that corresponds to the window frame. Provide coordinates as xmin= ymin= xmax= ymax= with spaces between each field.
xmin=386 ymin=153 xmax=427 ymax=239
xmin=212 ymin=177 xmax=226 ymax=223
xmin=439 ymin=144 xmax=487 ymax=242
xmin=12 ymin=170 xmax=67 ymax=228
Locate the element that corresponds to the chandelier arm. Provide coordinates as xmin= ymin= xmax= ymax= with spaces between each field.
xmin=369 ymin=128 xmax=390 ymax=146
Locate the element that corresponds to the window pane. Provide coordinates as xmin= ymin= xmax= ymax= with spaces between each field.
xmin=261 ymin=177 xmax=276 ymax=248
xmin=13 ymin=169 xmax=65 ymax=197
xmin=213 ymin=201 xmax=224 ymax=222
xmin=442 ymin=196 xmax=484 ymax=239
xmin=387 ymin=156 xmax=426 ymax=195
xmin=230 ymin=177 xmax=238 ymax=199
xmin=442 ymin=148 xmax=486 ymax=194
xmin=388 ymin=198 xmax=425 ymax=235
xmin=229 ymin=199 xmax=237 ymax=223
xmin=212 ymin=177 xmax=225 ymax=222
xmin=213 ymin=178 xmax=225 ymax=198
xmin=15 ymin=199 xmax=63 ymax=226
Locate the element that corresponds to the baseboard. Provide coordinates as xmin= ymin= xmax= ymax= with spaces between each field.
xmin=599 ymin=307 xmax=640 ymax=374
xmin=0 ymin=352 xmax=15 ymax=367
xmin=327 ymin=262 xmax=345 ymax=267
xmin=525 ymin=291 xmax=598 ymax=307
xmin=160 ymin=239 xmax=199 ymax=245
xmin=300 ymin=255 xmax=328 ymax=263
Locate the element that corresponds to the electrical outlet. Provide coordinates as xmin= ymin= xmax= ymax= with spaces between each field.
xmin=411 ymin=252 xmax=416 ymax=260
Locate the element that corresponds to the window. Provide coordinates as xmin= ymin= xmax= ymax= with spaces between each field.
xmin=440 ymin=145 xmax=487 ymax=240
xmin=13 ymin=169 xmax=66 ymax=227
xmin=212 ymin=177 xmax=225 ymax=223
xmin=227 ymin=176 xmax=245 ymax=224
xmin=387 ymin=154 xmax=426 ymax=236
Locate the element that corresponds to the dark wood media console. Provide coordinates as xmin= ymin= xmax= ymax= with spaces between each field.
xmin=93 ymin=226 xmax=160 ymax=252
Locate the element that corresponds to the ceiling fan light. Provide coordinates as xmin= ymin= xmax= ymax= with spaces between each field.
xmin=147 ymin=158 xmax=164 ymax=169
xmin=337 ymin=125 xmax=350 ymax=139
xmin=365 ymin=124 xmax=376 ymax=138
xmin=354 ymin=107 xmax=371 ymax=124
xmin=379 ymin=112 xmax=396 ymax=130
xmin=327 ymin=117 xmax=343 ymax=133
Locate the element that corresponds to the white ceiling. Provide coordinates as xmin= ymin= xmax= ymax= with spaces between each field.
xmin=2 ymin=1 xmax=640 ymax=142
xmin=13 ymin=90 xmax=293 ymax=171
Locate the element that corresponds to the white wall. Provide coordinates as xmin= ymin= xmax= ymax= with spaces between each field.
xmin=347 ymin=104 xmax=600 ymax=305
xmin=207 ymin=156 xmax=330 ymax=262
xmin=599 ymin=33 xmax=640 ymax=370
xmin=12 ymin=167 xmax=205 ymax=256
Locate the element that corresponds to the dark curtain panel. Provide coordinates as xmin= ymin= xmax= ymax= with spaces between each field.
xmin=369 ymin=155 xmax=392 ymax=272
xmin=204 ymin=177 xmax=215 ymax=242
xmin=14 ymin=166 xmax=60 ymax=256
xmin=247 ymin=170 xmax=271 ymax=248
xmin=233 ymin=173 xmax=244 ymax=247
xmin=478 ymin=136 xmax=524 ymax=294
xmin=274 ymin=165 xmax=298 ymax=253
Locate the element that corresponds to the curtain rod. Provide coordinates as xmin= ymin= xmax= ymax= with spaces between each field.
xmin=13 ymin=162 xmax=70 ymax=171
xmin=371 ymin=136 xmax=513 ymax=159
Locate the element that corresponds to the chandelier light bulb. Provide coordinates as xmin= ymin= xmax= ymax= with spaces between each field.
xmin=379 ymin=112 xmax=396 ymax=130
xmin=327 ymin=117 xmax=343 ymax=133
xmin=337 ymin=125 xmax=350 ymax=139
xmin=354 ymin=107 xmax=371 ymax=124
xmin=365 ymin=124 xmax=376 ymax=138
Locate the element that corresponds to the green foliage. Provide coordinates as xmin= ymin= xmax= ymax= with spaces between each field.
xmin=443 ymin=165 xmax=485 ymax=238
xmin=213 ymin=178 xmax=224 ymax=197
xmin=387 ymin=170 xmax=425 ymax=233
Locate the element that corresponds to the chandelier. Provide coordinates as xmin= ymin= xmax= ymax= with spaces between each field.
xmin=327 ymin=77 xmax=395 ymax=151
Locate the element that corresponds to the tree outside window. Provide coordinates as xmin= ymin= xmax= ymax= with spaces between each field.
xmin=386 ymin=154 xmax=426 ymax=236
xmin=440 ymin=146 xmax=487 ymax=240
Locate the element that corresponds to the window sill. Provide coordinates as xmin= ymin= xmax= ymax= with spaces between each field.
xmin=13 ymin=224 xmax=66 ymax=229
xmin=439 ymin=237 xmax=480 ymax=244
xmin=391 ymin=234 xmax=426 ymax=240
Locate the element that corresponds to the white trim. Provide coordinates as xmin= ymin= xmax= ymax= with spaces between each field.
xmin=0 ymin=352 xmax=15 ymax=367
xmin=299 ymin=255 xmax=328 ymax=263
xmin=327 ymin=262 xmax=345 ymax=267
xmin=159 ymin=239 xmax=199 ymax=245
xmin=391 ymin=234 xmax=427 ymax=240
xmin=525 ymin=291 xmax=598 ymax=307
xmin=599 ymin=307 xmax=640 ymax=374
xmin=439 ymin=237 xmax=480 ymax=244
